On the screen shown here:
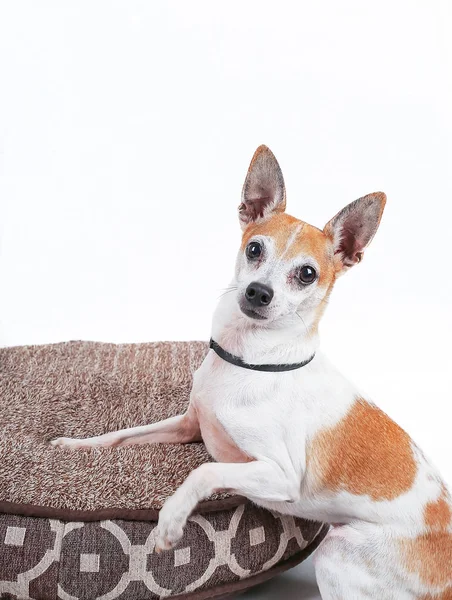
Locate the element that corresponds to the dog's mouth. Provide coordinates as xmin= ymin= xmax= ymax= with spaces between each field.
xmin=239 ymin=305 xmax=268 ymax=321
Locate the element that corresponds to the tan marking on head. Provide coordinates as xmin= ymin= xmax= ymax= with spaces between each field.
xmin=241 ymin=213 xmax=336 ymax=288
xmin=425 ymin=486 xmax=452 ymax=531
xmin=285 ymin=222 xmax=336 ymax=287
xmin=308 ymin=398 xmax=417 ymax=500
xmin=400 ymin=531 xmax=452 ymax=588
xmin=241 ymin=213 xmax=300 ymax=253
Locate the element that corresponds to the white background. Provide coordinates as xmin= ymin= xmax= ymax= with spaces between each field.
xmin=0 ymin=3 xmax=451 ymax=594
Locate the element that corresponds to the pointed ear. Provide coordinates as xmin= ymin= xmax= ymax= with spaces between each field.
xmin=238 ymin=145 xmax=286 ymax=229
xmin=324 ymin=192 xmax=386 ymax=273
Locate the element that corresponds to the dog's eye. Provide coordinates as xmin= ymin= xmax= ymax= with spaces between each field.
xmin=298 ymin=265 xmax=317 ymax=284
xmin=246 ymin=241 xmax=262 ymax=260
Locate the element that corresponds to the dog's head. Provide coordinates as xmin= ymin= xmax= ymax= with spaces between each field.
xmin=235 ymin=145 xmax=386 ymax=329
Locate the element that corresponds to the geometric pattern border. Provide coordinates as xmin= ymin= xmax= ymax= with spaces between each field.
xmin=0 ymin=505 xmax=326 ymax=599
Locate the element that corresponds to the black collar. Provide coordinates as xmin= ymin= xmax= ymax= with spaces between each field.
xmin=209 ymin=338 xmax=315 ymax=373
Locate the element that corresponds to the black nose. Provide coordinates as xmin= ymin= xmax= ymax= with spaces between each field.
xmin=245 ymin=282 xmax=274 ymax=307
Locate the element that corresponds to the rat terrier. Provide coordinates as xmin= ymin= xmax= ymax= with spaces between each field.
xmin=52 ymin=146 xmax=451 ymax=599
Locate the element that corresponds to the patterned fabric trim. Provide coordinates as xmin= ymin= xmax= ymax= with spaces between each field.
xmin=0 ymin=504 xmax=327 ymax=600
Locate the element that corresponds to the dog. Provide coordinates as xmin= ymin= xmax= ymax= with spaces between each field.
xmin=52 ymin=146 xmax=451 ymax=598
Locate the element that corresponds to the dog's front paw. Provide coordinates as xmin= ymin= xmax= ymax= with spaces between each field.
xmin=50 ymin=437 xmax=83 ymax=449
xmin=154 ymin=500 xmax=186 ymax=553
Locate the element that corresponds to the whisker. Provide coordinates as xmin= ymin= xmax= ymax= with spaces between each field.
xmin=296 ymin=311 xmax=309 ymax=334
xmin=217 ymin=286 xmax=238 ymax=300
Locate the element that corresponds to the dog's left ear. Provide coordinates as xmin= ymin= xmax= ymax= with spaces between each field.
xmin=324 ymin=192 xmax=386 ymax=273
xmin=239 ymin=145 xmax=286 ymax=229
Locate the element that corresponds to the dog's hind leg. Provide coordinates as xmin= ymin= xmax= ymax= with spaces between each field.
xmin=314 ymin=524 xmax=417 ymax=600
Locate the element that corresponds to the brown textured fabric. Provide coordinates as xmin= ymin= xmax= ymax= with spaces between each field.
xmin=0 ymin=508 xmax=327 ymax=600
xmin=0 ymin=340 xmax=328 ymax=599
xmin=0 ymin=340 xmax=221 ymax=513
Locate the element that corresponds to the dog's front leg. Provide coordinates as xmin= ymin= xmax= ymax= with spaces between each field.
xmin=155 ymin=460 xmax=298 ymax=552
xmin=51 ymin=403 xmax=201 ymax=449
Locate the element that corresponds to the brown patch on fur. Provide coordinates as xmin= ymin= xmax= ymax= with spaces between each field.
xmin=308 ymin=398 xmax=417 ymax=500
xmin=401 ymin=532 xmax=452 ymax=588
xmin=408 ymin=486 xmax=452 ymax=594
xmin=425 ymin=486 xmax=452 ymax=531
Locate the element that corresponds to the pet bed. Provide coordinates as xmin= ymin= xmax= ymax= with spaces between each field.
xmin=0 ymin=340 xmax=328 ymax=600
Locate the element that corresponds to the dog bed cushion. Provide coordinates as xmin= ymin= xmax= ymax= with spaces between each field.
xmin=0 ymin=340 xmax=328 ymax=600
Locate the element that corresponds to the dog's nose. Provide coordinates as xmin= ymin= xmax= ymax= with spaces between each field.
xmin=245 ymin=282 xmax=274 ymax=307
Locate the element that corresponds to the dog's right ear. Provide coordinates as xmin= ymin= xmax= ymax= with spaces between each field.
xmin=239 ymin=145 xmax=286 ymax=229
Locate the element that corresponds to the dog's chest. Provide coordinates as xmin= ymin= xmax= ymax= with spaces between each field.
xmin=193 ymin=399 xmax=253 ymax=463
xmin=191 ymin=352 xmax=300 ymax=463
